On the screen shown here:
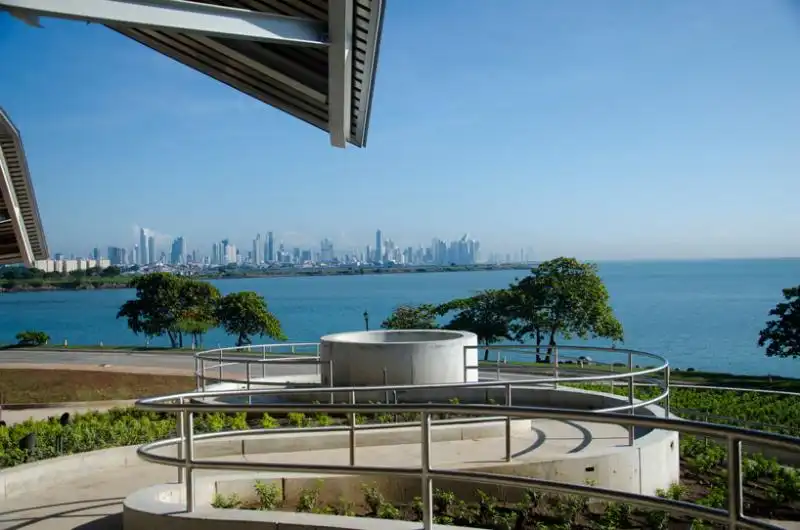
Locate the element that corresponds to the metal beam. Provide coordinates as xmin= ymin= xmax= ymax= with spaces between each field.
xmin=327 ymin=0 xmax=353 ymax=148
xmin=0 ymin=0 xmax=329 ymax=47
xmin=0 ymin=151 xmax=33 ymax=266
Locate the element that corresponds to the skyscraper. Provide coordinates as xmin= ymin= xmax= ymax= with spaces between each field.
xmin=147 ymin=236 xmax=155 ymax=265
xmin=139 ymin=228 xmax=148 ymax=265
xmin=170 ymin=237 xmax=186 ymax=265
xmin=108 ymin=246 xmax=126 ymax=266
xmin=375 ymin=229 xmax=382 ymax=263
xmin=267 ymin=231 xmax=274 ymax=262
xmin=253 ymin=233 xmax=263 ymax=264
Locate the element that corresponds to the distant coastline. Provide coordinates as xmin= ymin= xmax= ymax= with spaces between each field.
xmin=0 ymin=263 xmax=532 ymax=293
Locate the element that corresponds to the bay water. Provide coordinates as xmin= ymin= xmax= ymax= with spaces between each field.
xmin=1 ymin=259 xmax=798 ymax=377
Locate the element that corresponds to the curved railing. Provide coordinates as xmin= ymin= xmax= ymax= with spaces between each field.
xmin=135 ymin=387 xmax=800 ymax=530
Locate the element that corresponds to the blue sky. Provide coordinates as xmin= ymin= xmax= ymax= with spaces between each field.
xmin=1 ymin=0 xmax=799 ymax=260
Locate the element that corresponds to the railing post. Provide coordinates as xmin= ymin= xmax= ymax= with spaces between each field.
xmin=349 ymin=390 xmax=356 ymax=466
xmin=183 ymin=407 xmax=195 ymax=512
xmin=495 ymin=350 xmax=500 ymax=380
xmin=176 ymin=396 xmax=184 ymax=484
xmin=200 ymin=358 xmax=206 ymax=392
xmin=665 ymin=366 xmax=671 ymax=419
xmin=193 ymin=356 xmax=200 ymax=391
xmin=383 ymin=368 xmax=389 ymax=404
xmin=462 ymin=346 xmax=467 ymax=381
xmin=505 ymin=382 xmax=512 ymax=462
xmin=328 ymin=360 xmax=335 ymax=404
xmin=262 ymin=346 xmax=267 ymax=379
xmin=421 ymin=411 xmax=433 ymax=530
xmin=727 ymin=437 xmax=743 ymax=529
xmin=553 ymin=345 xmax=559 ymax=389
xmin=218 ymin=349 xmax=223 ymax=383
xmin=627 ymin=350 xmax=635 ymax=446
xmin=247 ymin=361 xmax=252 ymax=405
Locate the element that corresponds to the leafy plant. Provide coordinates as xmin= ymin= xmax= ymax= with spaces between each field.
xmin=211 ymin=493 xmax=241 ymax=509
xmin=254 ymin=481 xmax=281 ymax=510
xmin=15 ymin=330 xmax=49 ymax=346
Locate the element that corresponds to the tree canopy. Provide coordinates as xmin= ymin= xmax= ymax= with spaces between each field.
xmin=758 ymin=286 xmax=800 ymax=358
xmin=117 ymin=273 xmax=221 ymax=348
xmin=216 ymin=291 xmax=286 ymax=347
xmin=438 ymin=290 xmax=513 ymax=360
xmin=381 ymin=304 xmax=440 ymax=330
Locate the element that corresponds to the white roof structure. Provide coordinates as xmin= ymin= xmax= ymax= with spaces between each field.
xmin=0 ymin=108 xmax=48 ymax=266
xmin=1 ymin=0 xmax=387 ymax=148
xmin=0 ymin=0 xmax=386 ymax=265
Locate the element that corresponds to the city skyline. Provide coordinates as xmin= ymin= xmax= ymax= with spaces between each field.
xmin=2 ymin=2 xmax=799 ymax=261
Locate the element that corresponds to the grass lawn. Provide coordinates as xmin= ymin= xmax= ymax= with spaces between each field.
xmin=0 ymin=369 xmax=196 ymax=404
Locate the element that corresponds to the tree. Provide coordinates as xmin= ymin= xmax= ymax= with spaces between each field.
xmin=758 ymin=286 xmax=800 ymax=358
xmin=101 ymin=266 xmax=121 ymax=277
xmin=16 ymin=330 xmax=49 ymax=346
xmin=117 ymin=273 xmax=220 ymax=348
xmin=216 ymin=291 xmax=286 ymax=347
xmin=512 ymin=258 xmax=623 ymax=361
xmin=438 ymin=290 xmax=513 ymax=361
xmin=381 ymin=304 xmax=439 ymax=330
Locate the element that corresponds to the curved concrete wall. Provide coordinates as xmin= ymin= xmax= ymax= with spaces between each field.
xmin=319 ymin=330 xmax=479 ymax=387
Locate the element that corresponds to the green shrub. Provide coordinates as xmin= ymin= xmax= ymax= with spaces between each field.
xmin=15 ymin=330 xmax=49 ymax=346
xmin=254 ymin=481 xmax=281 ymax=510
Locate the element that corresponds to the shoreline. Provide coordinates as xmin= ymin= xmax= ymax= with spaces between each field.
xmin=0 ymin=263 xmax=530 ymax=293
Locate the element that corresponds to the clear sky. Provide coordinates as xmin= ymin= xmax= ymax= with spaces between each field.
xmin=1 ymin=0 xmax=799 ymax=260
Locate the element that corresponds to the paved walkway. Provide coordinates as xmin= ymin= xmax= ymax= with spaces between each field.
xmin=0 ymin=401 xmax=136 ymax=426
xmin=0 ymin=420 xmax=628 ymax=529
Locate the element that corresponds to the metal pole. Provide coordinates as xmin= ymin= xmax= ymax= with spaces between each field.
xmin=329 ymin=360 xmax=335 ymax=404
xmin=291 ymin=344 xmax=296 ymax=355
xmin=261 ymin=346 xmax=266 ymax=379
xmin=200 ymin=359 xmax=206 ymax=391
xmin=627 ymin=350 xmax=635 ymax=446
xmin=218 ymin=349 xmax=223 ymax=382
xmin=383 ymin=368 xmax=389 ymax=404
xmin=495 ymin=350 xmax=500 ymax=380
xmin=349 ymin=390 xmax=356 ymax=466
xmin=183 ymin=409 xmax=195 ymax=512
xmin=176 ymin=397 xmax=184 ymax=484
xmin=193 ymin=355 xmax=200 ymax=391
xmin=421 ymin=411 xmax=433 ymax=530
xmin=727 ymin=437 xmax=743 ymax=529
xmin=462 ymin=346 xmax=467 ymax=381
xmin=505 ymin=382 xmax=512 ymax=462
xmin=665 ymin=366 xmax=671 ymax=419
xmin=553 ymin=345 xmax=559 ymax=389
xmin=247 ymin=361 xmax=252 ymax=405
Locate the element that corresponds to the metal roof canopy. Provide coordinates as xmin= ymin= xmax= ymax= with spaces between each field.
xmin=1 ymin=0 xmax=386 ymax=148
xmin=0 ymin=108 xmax=48 ymax=266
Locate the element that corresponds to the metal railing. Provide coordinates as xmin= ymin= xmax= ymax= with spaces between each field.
xmin=136 ymin=388 xmax=799 ymax=530
xmin=131 ymin=343 xmax=800 ymax=530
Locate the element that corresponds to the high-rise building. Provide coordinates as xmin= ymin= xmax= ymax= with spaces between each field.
xmin=92 ymin=247 xmax=100 ymax=261
xmin=375 ymin=229 xmax=382 ymax=263
xmin=139 ymin=228 xmax=148 ymax=265
xmin=170 ymin=237 xmax=186 ymax=265
xmin=147 ymin=236 xmax=156 ymax=265
xmin=108 ymin=246 xmax=126 ymax=266
xmin=320 ymin=238 xmax=334 ymax=262
xmin=253 ymin=233 xmax=263 ymax=264
xmin=266 ymin=231 xmax=274 ymax=262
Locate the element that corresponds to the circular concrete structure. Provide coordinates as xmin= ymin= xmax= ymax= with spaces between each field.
xmin=319 ymin=330 xmax=479 ymax=387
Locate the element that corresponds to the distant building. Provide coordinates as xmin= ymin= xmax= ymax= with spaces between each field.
xmin=147 ymin=236 xmax=155 ymax=265
xmin=108 ymin=246 xmax=126 ymax=266
xmin=139 ymin=228 xmax=148 ymax=265
xmin=267 ymin=231 xmax=274 ymax=262
xmin=375 ymin=229 xmax=382 ymax=263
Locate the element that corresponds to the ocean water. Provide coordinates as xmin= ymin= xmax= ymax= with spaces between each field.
xmin=0 ymin=259 xmax=798 ymax=377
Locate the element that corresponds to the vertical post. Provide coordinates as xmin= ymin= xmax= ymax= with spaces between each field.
xmin=200 ymin=359 xmax=206 ymax=392
xmin=421 ymin=411 xmax=433 ymax=530
xmin=495 ymin=351 xmax=500 ymax=380
xmin=665 ymin=366 xmax=671 ymax=419
xmin=727 ymin=437 xmax=743 ymax=529
xmin=463 ymin=346 xmax=467 ymax=381
xmin=218 ymin=349 xmax=223 ymax=383
xmin=349 ymin=390 xmax=356 ymax=466
xmin=247 ymin=361 xmax=252 ymax=405
xmin=383 ymin=368 xmax=389 ymax=404
xmin=328 ymin=360 xmax=335 ymax=404
xmin=627 ymin=351 xmax=635 ymax=446
xmin=176 ymin=397 xmax=184 ymax=484
xmin=505 ymin=382 xmax=512 ymax=462
xmin=193 ymin=356 xmax=200 ymax=391
xmin=291 ymin=344 xmax=296 ymax=355
xmin=262 ymin=346 xmax=267 ymax=379
xmin=183 ymin=408 xmax=195 ymax=512
xmin=553 ymin=345 xmax=559 ymax=389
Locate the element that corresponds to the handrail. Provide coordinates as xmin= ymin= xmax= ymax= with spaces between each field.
xmin=132 ymin=343 xmax=800 ymax=529
xmin=135 ymin=396 xmax=799 ymax=530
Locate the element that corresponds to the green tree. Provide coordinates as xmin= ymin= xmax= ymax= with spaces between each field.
xmin=513 ymin=257 xmax=623 ymax=361
xmin=216 ymin=291 xmax=286 ymax=346
xmin=758 ymin=286 xmax=800 ymax=358
xmin=506 ymin=276 xmax=550 ymax=361
xmin=381 ymin=304 xmax=439 ymax=330
xmin=101 ymin=266 xmax=121 ymax=277
xmin=16 ymin=330 xmax=49 ymax=346
xmin=438 ymin=290 xmax=513 ymax=361
xmin=117 ymin=273 xmax=220 ymax=348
